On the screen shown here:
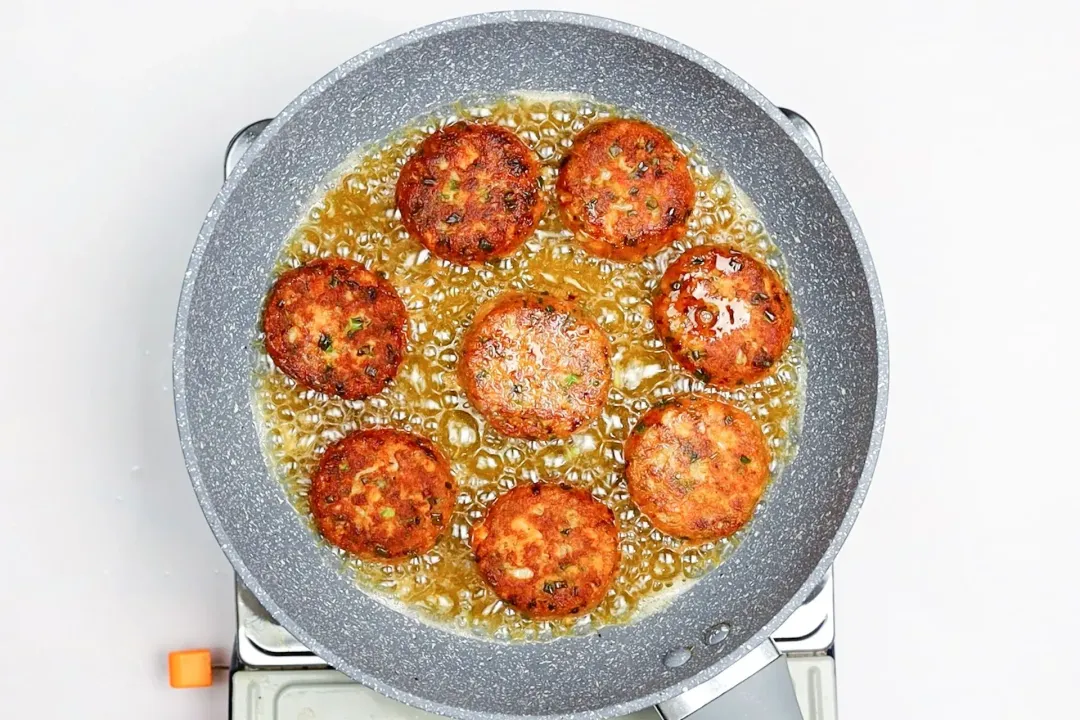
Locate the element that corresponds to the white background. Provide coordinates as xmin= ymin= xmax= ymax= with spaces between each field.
xmin=2 ymin=1 xmax=1078 ymax=718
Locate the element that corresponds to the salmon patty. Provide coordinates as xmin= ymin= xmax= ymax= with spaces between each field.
xmin=263 ymin=259 xmax=408 ymax=399
xmin=624 ymin=395 xmax=770 ymax=541
xmin=471 ymin=483 xmax=620 ymax=618
xmin=458 ymin=292 xmax=611 ymax=440
xmin=556 ymin=118 xmax=695 ymax=261
xmin=653 ymin=245 xmax=794 ymax=388
xmin=309 ymin=429 xmax=456 ymax=561
xmin=396 ymin=122 xmax=545 ymax=265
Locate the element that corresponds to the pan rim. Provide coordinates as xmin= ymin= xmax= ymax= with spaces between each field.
xmin=173 ymin=10 xmax=889 ymax=719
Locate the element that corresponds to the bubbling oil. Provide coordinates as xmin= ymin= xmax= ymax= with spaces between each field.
xmin=253 ymin=95 xmax=805 ymax=641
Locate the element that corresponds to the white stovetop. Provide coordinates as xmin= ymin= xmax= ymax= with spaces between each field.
xmin=2 ymin=1 xmax=1078 ymax=718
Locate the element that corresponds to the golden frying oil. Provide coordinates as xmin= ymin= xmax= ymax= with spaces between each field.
xmin=253 ymin=95 xmax=805 ymax=641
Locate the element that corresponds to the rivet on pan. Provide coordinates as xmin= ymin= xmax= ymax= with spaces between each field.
xmin=663 ymin=647 xmax=692 ymax=669
xmin=704 ymin=622 xmax=731 ymax=646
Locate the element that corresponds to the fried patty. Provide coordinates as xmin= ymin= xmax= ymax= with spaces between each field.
xmin=471 ymin=483 xmax=621 ymax=618
xmin=263 ymin=259 xmax=408 ymax=399
xmin=653 ymin=245 xmax=794 ymax=388
xmin=458 ymin=292 xmax=611 ymax=440
xmin=395 ymin=122 xmax=545 ymax=265
xmin=308 ymin=429 xmax=457 ymax=561
xmin=556 ymin=118 xmax=695 ymax=261
xmin=624 ymin=395 xmax=770 ymax=541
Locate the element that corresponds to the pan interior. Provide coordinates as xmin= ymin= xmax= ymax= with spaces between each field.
xmin=253 ymin=93 xmax=806 ymax=642
xmin=177 ymin=13 xmax=882 ymax=719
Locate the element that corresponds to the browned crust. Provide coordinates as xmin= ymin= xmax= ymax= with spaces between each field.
xmin=470 ymin=483 xmax=621 ymax=618
xmin=556 ymin=118 xmax=695 ymax=261
xmin=624 ymin=395 xmax=770 ymax=541
xmin=262 ymin=259 xmax=408 ymax=399
xmin=653 ymin=245 xmax=794 ymax=388
xmin=309 ymin=429 xmax=457 ymax=561
xmin=458 ymin=292 xmax=612 ymax=440
xmin=395 ymin=122 xmax=545 ymax=265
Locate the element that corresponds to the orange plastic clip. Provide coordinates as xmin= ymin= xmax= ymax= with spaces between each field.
xmin=168 ymin=649 xmax=213 ymax=688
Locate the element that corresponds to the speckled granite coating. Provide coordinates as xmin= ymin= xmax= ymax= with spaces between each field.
xmin=173 ymin=11 xmax=888 ymax=720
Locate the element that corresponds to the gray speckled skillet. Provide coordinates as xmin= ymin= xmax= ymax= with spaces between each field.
xmin=173 ymin=11 xmax=887 ymax=720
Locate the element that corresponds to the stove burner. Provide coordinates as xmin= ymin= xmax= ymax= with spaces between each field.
xmin=225 ymin=112 xmax=836 ymax=720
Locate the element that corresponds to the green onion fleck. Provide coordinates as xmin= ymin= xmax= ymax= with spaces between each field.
xmin=380 ymin=507 xmax=396 ymax=519
xmin=346 ymin=316 xmax=366 ymax=337
xmin=740 ymin=455 xmax=752 ymax=465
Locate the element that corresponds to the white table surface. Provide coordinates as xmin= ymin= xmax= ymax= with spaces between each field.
xmin=2 ymin=1 xmax=1078 ymax=718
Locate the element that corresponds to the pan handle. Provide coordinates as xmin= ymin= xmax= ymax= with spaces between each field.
xmin=655 ymin=640 xmax=804 ymax=720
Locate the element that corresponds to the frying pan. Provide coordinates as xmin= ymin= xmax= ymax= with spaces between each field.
xmin=174 ymin=11 xmax=887 ymax=720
